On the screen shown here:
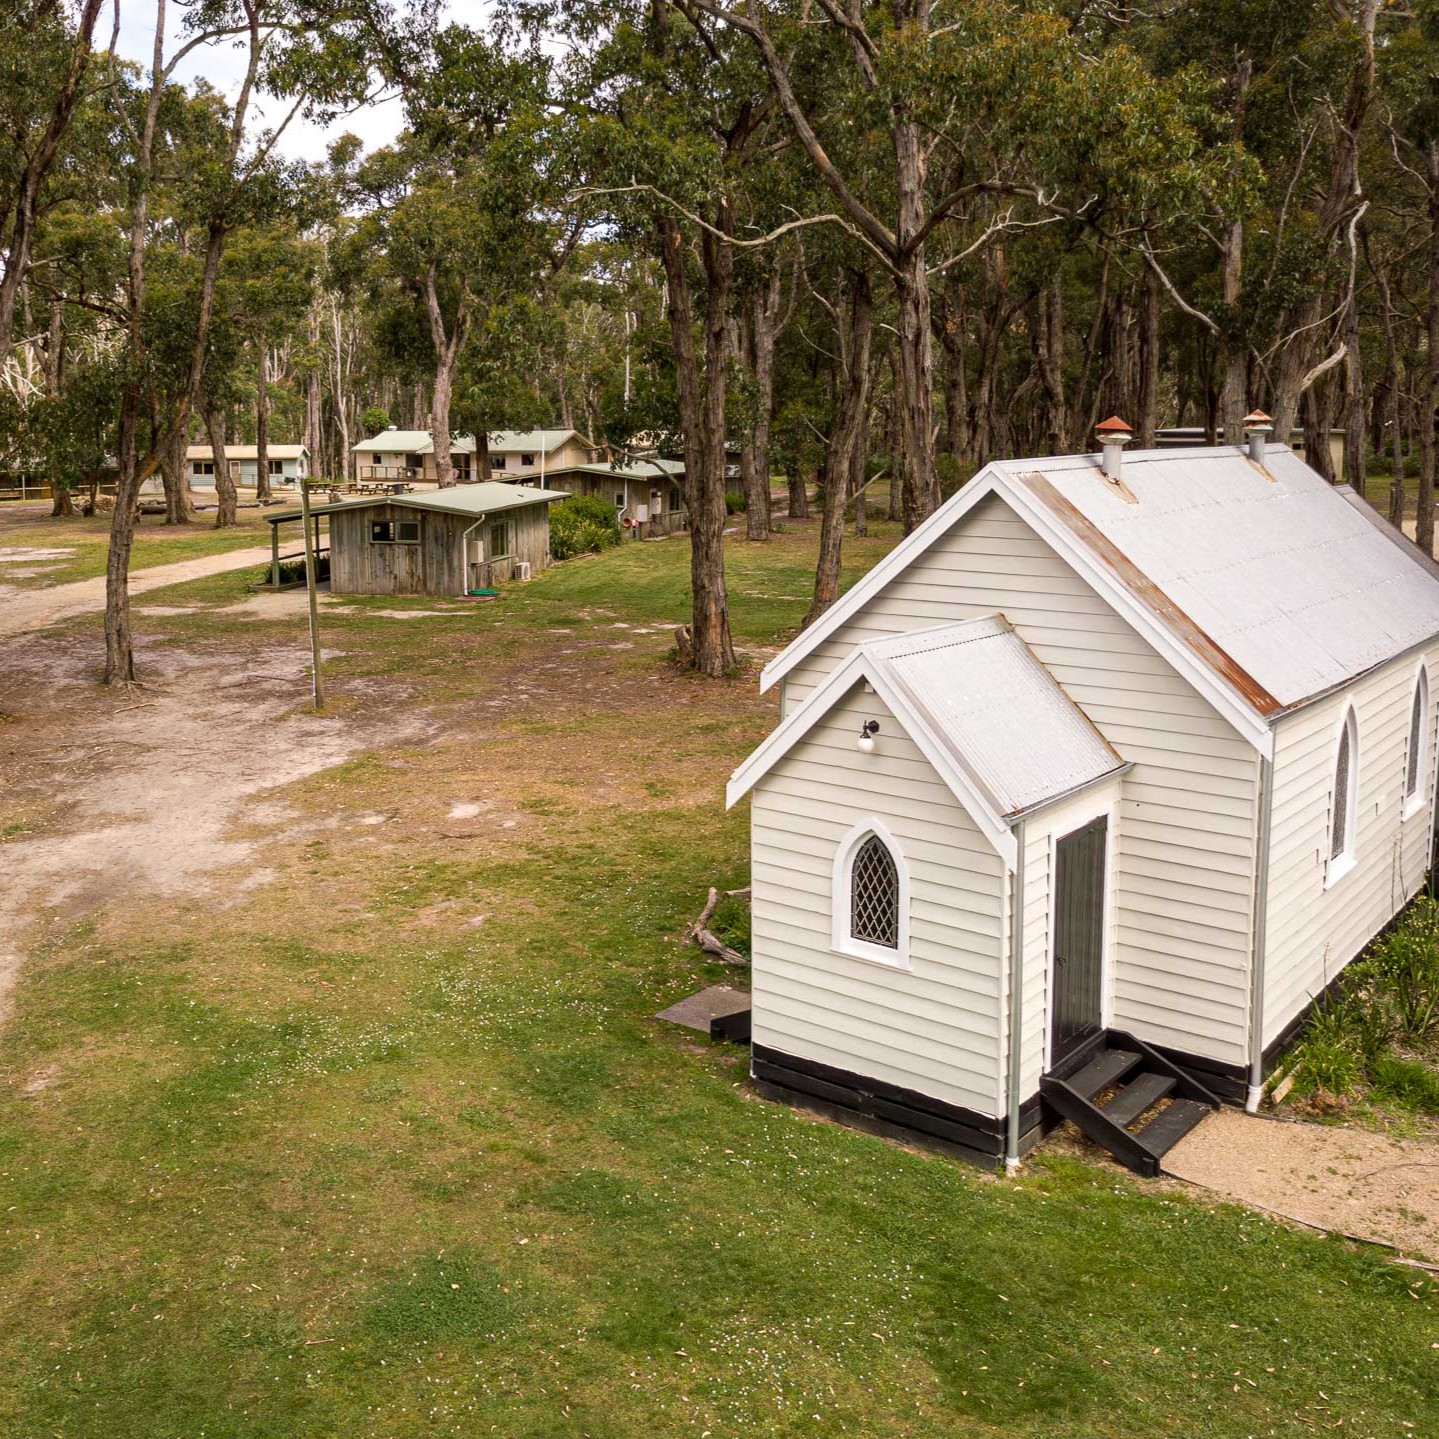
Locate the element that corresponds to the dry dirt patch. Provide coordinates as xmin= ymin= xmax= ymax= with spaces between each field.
xmin=1165 ymin=1106 xmax=1439 ymax=1261
xmin=0 ymin=632 xmax=429 ymax=1026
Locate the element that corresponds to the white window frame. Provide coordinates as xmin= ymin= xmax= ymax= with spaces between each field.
xmin=1325 ymin=704 xmax=1359 ymax=888
xmin=831 ymin=819 xmax=910 ymax=970
xmin=1404 ymin=663 xmax=1430 ymax=819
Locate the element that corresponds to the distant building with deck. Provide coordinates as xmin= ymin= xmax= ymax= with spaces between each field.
xmin=187 ymin=444 xmax=309 ymax=487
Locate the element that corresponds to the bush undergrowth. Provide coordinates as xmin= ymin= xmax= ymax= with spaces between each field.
xmin=1287 ymin=893 xmax=1439 ymax=1112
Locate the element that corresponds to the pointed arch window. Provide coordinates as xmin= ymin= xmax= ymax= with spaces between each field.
xmin=833 ymin=822 xmax=910 ymax=968
xmin=1405 ymin=667 xmax=1429 ymax=816
xmin=1327 ymin=707 xmax=1359 ymax=885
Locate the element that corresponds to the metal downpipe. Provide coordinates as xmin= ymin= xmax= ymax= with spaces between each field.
xmin=1246 ymin=754 xmax=1275 ymax=1112
xmin=1005 ymin=819 xmax=1027 ymax=1173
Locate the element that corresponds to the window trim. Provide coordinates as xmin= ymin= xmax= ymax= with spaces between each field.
xmin=831 ymin=819 xmax=910 ymax=970
xmin=370 ymin=517 xmax=420 ymax=546
xmin=488 ymin=518 xmax=514 ymax=560
xmin=1325 ymin=705 xmax=1359 ymax=889
xmin=1404 ymin=664 xmax=1430 ymax=819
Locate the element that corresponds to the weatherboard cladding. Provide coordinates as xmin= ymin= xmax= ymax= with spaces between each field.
xmin=867 ymin=617 xmax=1124 ymax=817
xmin=778 ymin=493 xmax=1260 ymax=1067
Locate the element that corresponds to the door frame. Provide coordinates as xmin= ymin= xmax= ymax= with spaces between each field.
xmin=1042 ymin=791 xmax=1117 ymax=1075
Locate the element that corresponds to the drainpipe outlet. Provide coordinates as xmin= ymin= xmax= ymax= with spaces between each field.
xmin=1245 ymin=1082 xmax=1263 ymax=1115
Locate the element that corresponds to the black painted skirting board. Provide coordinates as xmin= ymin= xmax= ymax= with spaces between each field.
xmin=752 ymin=1044 xmax=1022 ymax=1172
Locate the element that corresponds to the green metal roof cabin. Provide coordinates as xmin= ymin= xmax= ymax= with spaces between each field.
xmin=264 ymin=483 xmax=567 ymax=597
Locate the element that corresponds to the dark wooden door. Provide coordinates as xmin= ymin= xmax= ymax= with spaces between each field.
xmin=1051 ymin=816 xmax=1108 ymax=1064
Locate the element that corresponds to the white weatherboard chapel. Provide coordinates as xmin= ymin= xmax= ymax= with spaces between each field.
xmin=728 ymin=422 xmax=1439 ymax=1170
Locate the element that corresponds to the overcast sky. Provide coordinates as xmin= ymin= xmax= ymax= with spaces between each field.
xmin=112 ymin=3 xmax=414 ymax=165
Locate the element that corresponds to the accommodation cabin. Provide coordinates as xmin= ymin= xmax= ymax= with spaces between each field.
xmin=351 ymin=428 xmax=602 ymax=484
xmin=263 ymin=482 xmax=564 ymax=596
xmin=542 ymin=458 xmax=688 ymax=538
xmin=187 ymin=444 xmax=309 ymax=487
xmin=727 ymin=417 xmax=1439 ymax=1176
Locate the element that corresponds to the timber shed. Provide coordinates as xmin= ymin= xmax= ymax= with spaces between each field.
xmin=727 ymin=418 xmax=1439 ymax=1176
xmin=265 ymin=482 xmax=565 ymax=596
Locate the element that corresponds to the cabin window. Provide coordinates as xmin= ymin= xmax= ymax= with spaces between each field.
xmin=405 ymin=453 xmax=423 ymax=471
xmin=1406 ymin=668 xmax=1430 ymax=813
xmin=614 ymin=490 xmax=626 ymax=509
xmin=192 ymin=461 xmax=214 ymax=476
xmin=370 ymin=519 xmax=420 ymax=545
xmin=491 ymin=455 xmax=507 ymax=470
xmin=268 ymin=459 xmax=283 ymax=476
xmin=832 ymin=821 xmax=909 ymax=967
xmin=1328 ymin=707 xmax=1359 ymax=884
xmin=671 ymin=487 xmax=683 ymax=511
xmin=454 ymin=453 xmax=472 ymax=479
xmin=488 ymin=519 xmax=513 ymax=559
xmin=521 ymin=453 xmax=535 ymax=466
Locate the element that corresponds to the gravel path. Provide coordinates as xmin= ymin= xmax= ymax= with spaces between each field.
xmin=0 ymin=545 xmax=274 ymax=639
xmin=1165 ymin=1106 xmax=1439 ymax=1261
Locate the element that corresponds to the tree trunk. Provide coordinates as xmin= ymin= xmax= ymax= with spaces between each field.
xmin=893 ymin=118 xmax=937 ymax=531
xmin=331 ymin=300 xmax=351 ymax=485
xmin=208 ymin=401 xmax=236 ymax=528
xmin=422 ymin=263 xmax=464 ymax=489
xmin=658 ymin=212 xmax=735 ymax=676
xmin=1136 ymin=267 xmax=1160 ymax=449
xmin=305 ymin=302 xmax=322 ymax=480
xmin=1037 ymin=285 xmax=1068 ymax=454
xmin=476 ymin=430 xmax=493 ymax=480
xmin=742 ymin=270 xmax=782 ymax=541
xmin=1419 ymin=141 xmax=1439 ymax=557
xmin=935 ymin=275 xmax=970 ymax=461
xmin=161 ymin=422 xmax=190 ymax=525
xmin=805 ymin=270 xmax=874 ymax=628
xmin=787 ymin=473 xmax=809 ymax=519
xmin=255 ymin=344 xmax=272 ymax=502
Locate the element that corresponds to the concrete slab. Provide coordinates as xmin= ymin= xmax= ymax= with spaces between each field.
xmin=656 ymin=984 xmax=751 ymax=1035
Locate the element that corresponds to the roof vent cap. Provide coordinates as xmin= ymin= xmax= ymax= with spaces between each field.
xmin=1095 ymin=416 xmax=1133 ymax=482
xmin=1243 ymin=410 xmax=1273 ymax=463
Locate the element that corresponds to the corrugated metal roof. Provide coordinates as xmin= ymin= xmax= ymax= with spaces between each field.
xmin=350 ymin=429 xmax=589 ymax=456
xmin=350 ymin=430 xmax=433 ymax=453
xmin=998 ymin=445 xmax=1439 ymax=711
xmin=867 ymin=616 xmax=1124 ymax=817
xmin=558 ymin=460 xmax=686 ymax=481
xmin=264 ymin=482 xmax=569 ymax=525
xmin=186 ymin=444 xmax=307 ymax=460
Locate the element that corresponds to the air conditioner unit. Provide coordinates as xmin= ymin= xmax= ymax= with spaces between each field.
xmin=514 ymin=561 xmax=532 ymax=581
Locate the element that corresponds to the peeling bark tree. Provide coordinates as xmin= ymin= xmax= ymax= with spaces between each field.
xmin=660 ymin=213 xmax=737 ymax=676
xmin=805 ymin=268 xmax=873 ymax=628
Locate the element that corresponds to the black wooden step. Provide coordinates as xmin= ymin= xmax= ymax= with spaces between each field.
xmin=1101 ymin=1071 xmax=1175 ymax=1127
xmin=1135 ymin=1098 xmax=1210 ymax=1158
xmin=1067 ymin=1047 xmax=1141 ymax=1101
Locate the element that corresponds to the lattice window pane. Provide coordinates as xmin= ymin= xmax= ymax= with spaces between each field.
xmin=1331 ymin=725 xmax=1351 ymax=860
xmin=851 ymin=835 xmax=899 ymax=948
xmin=1407 ymin=684 xmax=1423 ymax=798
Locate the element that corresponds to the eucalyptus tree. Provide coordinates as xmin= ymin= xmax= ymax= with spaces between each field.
xmin=102 ymin=0 xmax=382 ymax=682
xmin=0 ymin=0 xmax=107 ymax=366
xmin=339 ymin=26 xmax=555 ymax=488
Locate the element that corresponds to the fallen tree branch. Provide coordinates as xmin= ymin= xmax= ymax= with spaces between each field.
xmin=687 ymin=885 xmax=750 ymax=965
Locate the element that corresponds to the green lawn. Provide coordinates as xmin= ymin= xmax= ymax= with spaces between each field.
xmin=0 ymin=520 xmax=1435 ymax=1437
xmin=0 ymin=504 xmax=274 ymax=587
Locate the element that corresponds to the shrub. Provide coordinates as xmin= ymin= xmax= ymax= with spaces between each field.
xmin=362 ymin=406 xmax=391 ymax=437
xmin=1366 ymin=896 xmax=1439 ymax=1042
xmin=264 ymin=554 xmax=329 ymax=587
xmin=1290 ymin=1003 xmax=1363 ymax=1097
xmin=725 ymin=489 xmax=746 ymax=515
xmin=550 ymin=494 xmax=622 ymax=561
xmin=1370 ymin=1053 xmax=1439 ymax=1112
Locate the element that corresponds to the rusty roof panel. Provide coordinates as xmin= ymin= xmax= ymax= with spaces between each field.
xmin=1005 ymin=446 xmax=1439 ymax=712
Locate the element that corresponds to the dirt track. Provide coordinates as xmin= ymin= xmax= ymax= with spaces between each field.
xmin=0 ymin=544 xmax=274 ymax=639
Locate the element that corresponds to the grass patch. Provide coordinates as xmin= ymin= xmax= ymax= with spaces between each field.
xmin=0 ymin=521 xmax=1436 ymax=1435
